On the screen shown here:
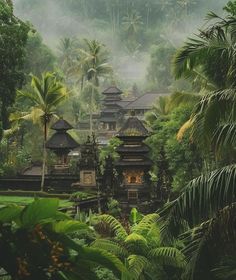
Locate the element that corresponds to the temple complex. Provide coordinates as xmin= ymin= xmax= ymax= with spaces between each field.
xmin=77 ymin=86 xmax=167 ymax=145
xmin=76 ymin=135 xmax=99 ymax=190
xmin=100 ymin=86 xmax=123 ymax=132
xmin=46 ymin=118 xmax=79 ymax=174
xmin=113 ymin=114 xmax=153 ymax=208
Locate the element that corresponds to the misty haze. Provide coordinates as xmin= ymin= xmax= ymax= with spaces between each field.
xmin=0 ymin=0 xmax=236 ymax=279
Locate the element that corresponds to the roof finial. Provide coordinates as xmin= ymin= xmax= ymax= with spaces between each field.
xmin=130 ymin=110 xmax=135 ymax=117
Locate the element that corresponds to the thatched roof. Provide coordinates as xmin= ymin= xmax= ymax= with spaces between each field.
xmin=118 ymin=117 xmax=149 ymax=137
xmin=125 ymin=93 xmax=166 ymax=110
xmin=103 ymin=86 xmax=122 ymax=95
xmin=46 ymin=132 xmax=79 ymax=150
xmin=51 ymin=119 xmax=74 ymax=131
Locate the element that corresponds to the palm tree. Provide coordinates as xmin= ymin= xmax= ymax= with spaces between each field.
xmin=58 ymin=37 xmax=78 ymax=82
xmin=122 ymin=11 xmax=143 ymax=38
xmin=77 ymin=39 xmax=113 ymax=133
xmin=16 ymin=72 xmax=68 ymax=191
xmin=173 ymin=11 xmax=236 ymax=90
xmin=122 ymin=10 xmax=143 ymax=54
xmin=145 ymin=92 xmax=200 ymax=127
xmin=145 ymin=95 xmax=171 ymax=126
xmin=158 ymin=4 xmax=236 ymax=279
xmin=92 ymin=214 xmax=185 ymax=279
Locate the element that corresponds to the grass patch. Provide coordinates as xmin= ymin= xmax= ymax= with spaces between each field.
xmin=0 ymin=195 xmax=73 ymax=207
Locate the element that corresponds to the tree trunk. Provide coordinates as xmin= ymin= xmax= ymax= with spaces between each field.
xmin=1 ymin=99 xmax=9 ymax=129
xmin=80 ymin=75 xmax=84 ymax=92
xmin=89 ymin=85 xmax=93 ymax=134
xmin=40 ymin=121 xmax=47 ymax=192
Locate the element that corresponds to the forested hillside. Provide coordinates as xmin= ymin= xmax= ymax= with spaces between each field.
xmin=14 ymin=0 xmax=227 ymax=89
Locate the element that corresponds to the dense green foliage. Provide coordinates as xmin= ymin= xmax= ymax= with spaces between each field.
xmin=146 ymin=94 xmax=203 ymax=193
xmin=159 ymin=2 xmax=236 ymax=279
xmin=93 ymin=214 xmax=185 ymax=279
xmin=1 ymin=1 xmax=236 ymax=279
xmin=23 ymin=31 xmax=56 ymax=76
xmin=0 ymin=198 xmax=125 ymax=279
xmin=146 ymin=44 xmax=175 ymax=91
xmin=15 ymin=72 xmax=68 ymax=189
xmin=0 ymin=0 xmax=29 ymax=128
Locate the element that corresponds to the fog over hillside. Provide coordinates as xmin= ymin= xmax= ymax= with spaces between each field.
xmin=13 ymin=0 xmax=228 ymax=87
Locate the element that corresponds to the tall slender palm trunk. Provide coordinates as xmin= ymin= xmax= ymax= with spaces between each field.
xmin=89 ymin=86 xmax=93 ymax=134
xmin=40 ymin=121 xmax=47 ymax=192
xmin=89 ymin=78 xmax=95 ymax=134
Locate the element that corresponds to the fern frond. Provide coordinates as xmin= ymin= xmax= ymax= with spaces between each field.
xmin=99 ymin=215 xmax=128 ymax=241
xmin=149 ymin=247 xmax=186 ymax=268
xmin=125 ymin=233 xmax=148 ymax=255
xmin=91 ymin=239 xmax=129 ymax=258
xmin=133 ymin=214 xmax=159 ymax=236
xmin=127 ymin=255 xmax=149 ymax=280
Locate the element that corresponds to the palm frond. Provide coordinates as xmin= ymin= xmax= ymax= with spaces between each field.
xmin=177 ymin=119 xmax=193 ymax=141
xmin=159 ymin=164 xmax=236 ymax=242
xmin=169 ymin=92 xmax=200 ymax=110
xmin=190 ymin=88 xmax=236 ymax=151
xmin=213 ymin=122 xmax=236 ymax=152
xmin=30 ymin=74 xmax=45 ymax=105
xmin=181 ymin=203 xmax=236 ymax=280
xmin=212 ymin=256 xmax=236 ymax=280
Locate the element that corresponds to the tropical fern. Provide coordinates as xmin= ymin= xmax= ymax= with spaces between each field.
xmin=99 ymin=215 xmax=128 ymax=241
xmin=127 ymin=255 xmax=149 ymax=280
xmin=91 ymin=239 xmax=129 ymax=258
xmin=149 ymin=247 xmax=186 ymax=268
xmin=132 ymin=213 xmax=159 ymax=236
xmin=125 ymin=233 xmax=148 ymax=256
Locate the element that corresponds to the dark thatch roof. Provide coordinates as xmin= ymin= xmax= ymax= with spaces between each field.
xmin=103 ymin=86 xmax=122 ymax=95
xmin=51 ymin=119 xmax=73 ymax=131
xmin=114 ymin=159 xmax=152 ymax=167
xmin=125 ymin=93 xmax=167 ymax=110
xmin=100 ymin=117 xmax=117 ymax=122
xmin=116 ymin=144 xmax=149 ymax=153
xmin=118 ymin=117 xmax=149 ymax=137
xmin=46 ymin=132 xmax=79 ymax=150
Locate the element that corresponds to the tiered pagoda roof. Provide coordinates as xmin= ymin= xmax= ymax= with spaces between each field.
xmin=117 ymin=116 xmax=149 ymax=137
xmin=100 ymin=86 xmax=123 ymax=125
xmin=46 ymin=119 xmax=79 ymax=151
xmin=51 ymin=119 xmax=73 ymax=131
xmin=115 ymin=116 xmax=152 ymax=167
xmin=103 ymin=86 xmax=122 ymax=95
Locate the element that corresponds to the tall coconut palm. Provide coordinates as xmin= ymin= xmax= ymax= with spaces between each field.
xmin=122 ymin=11 xmax=143 ymax=38
xmin=58 ymin=37 xmax=78 ymax=81
xmin=92 ymin=214 xmax=185 ymax=279
xmin=17 ymin=72 xmax=68 ymax=191
xmin=77 ymin=39 xmax=113 ymax=133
